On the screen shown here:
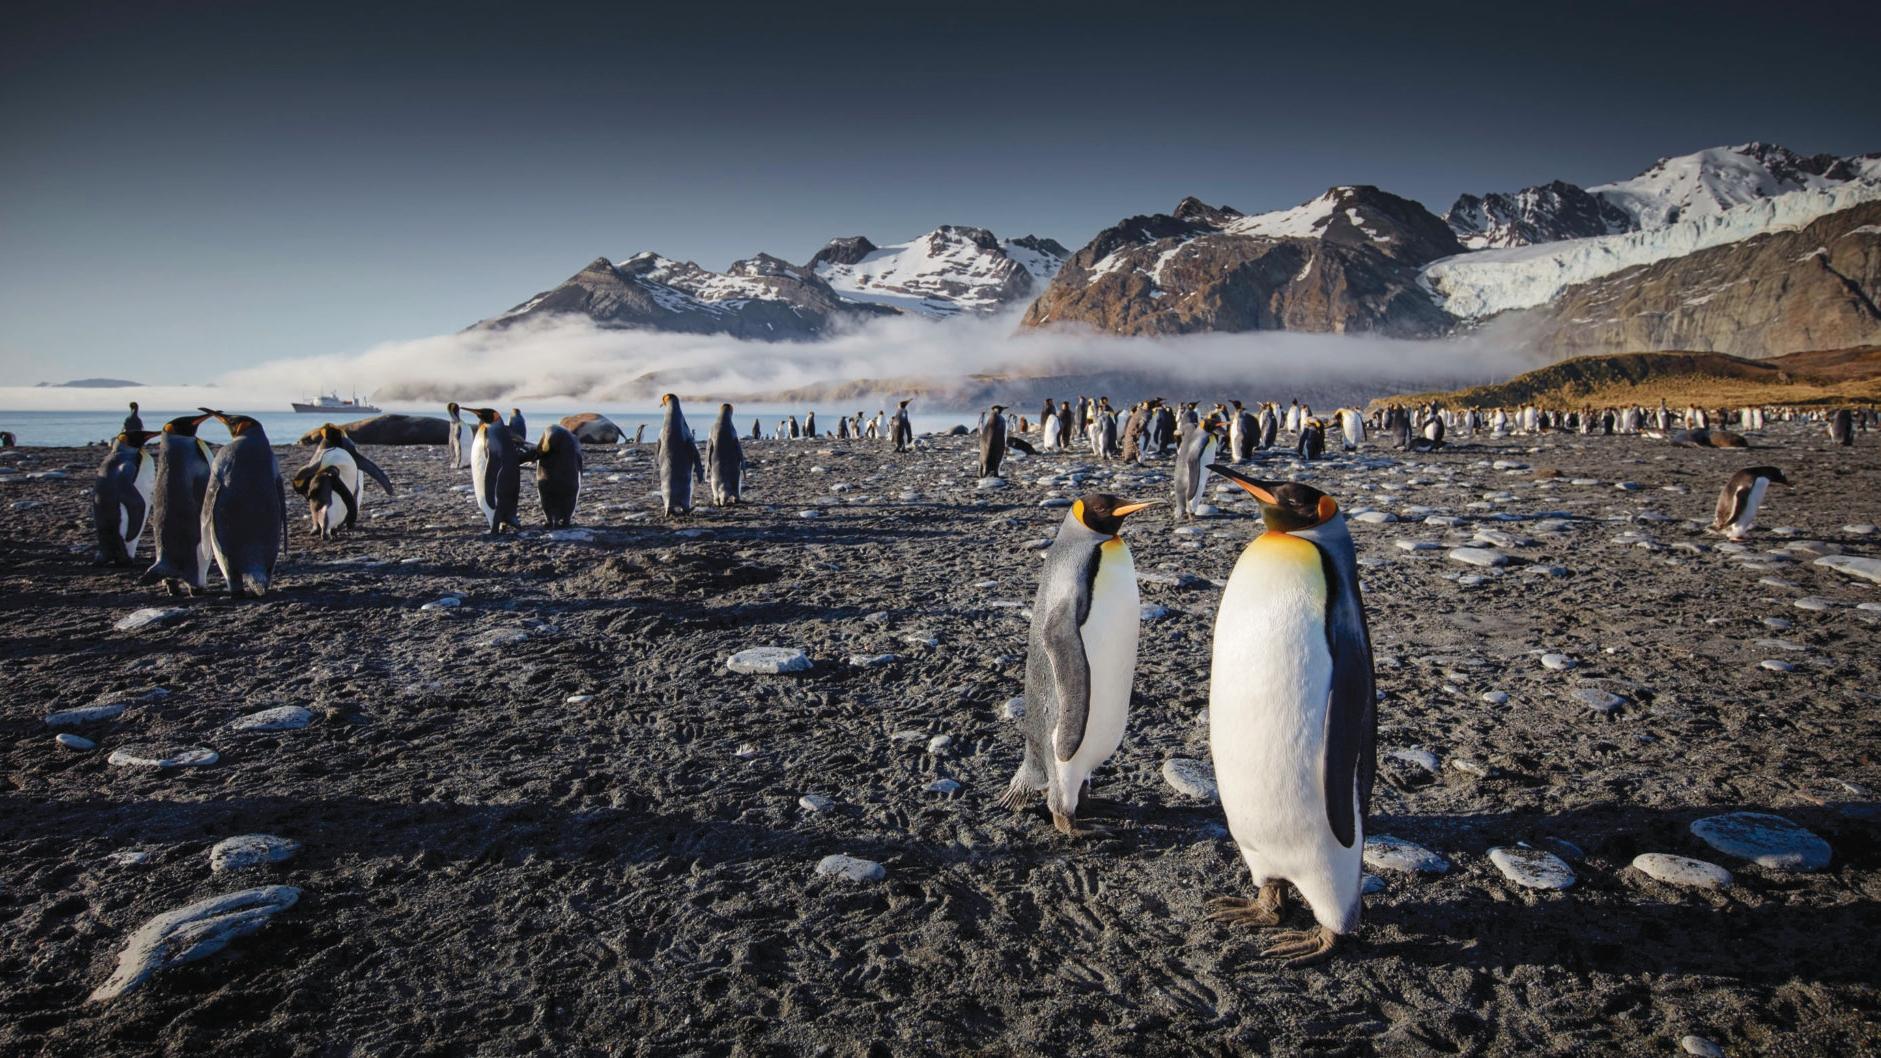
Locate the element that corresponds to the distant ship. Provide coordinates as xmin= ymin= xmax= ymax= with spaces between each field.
xmin=291 ymin=391 xmax=380 ymax=415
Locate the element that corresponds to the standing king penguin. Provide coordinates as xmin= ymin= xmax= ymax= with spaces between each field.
xmin=521 ymin=423 xmax=583 ymax=527
xmin=979 ymin=404 xmax=1009 ymax=478
xmin=94 ymin=429 xmax=157 ymax=565
xmin=1710 ymin=466 xmax=1789 ymax=540
xmin=706 ymin=402 xmax=744 ymax=506
xmin=1002 ymin=494 xmax=1156 ymax=834
xmin=466 ymin=406 xmax=523 ymax=534
xmin=891 ymin=399 xmax=914 ymax=452
xmin=656 ymin=394 xmax=705 ymax=515
xmin=200 ymin=410 xmax=287 ymax=598
xmin=1174 ymin=422 xmax=1221 ymax=520
xmin=1204 ymin=466 xmax=1376 ymax=966
xmin=445 ymin=403 xmax=470 ymax=468
xmin=141 ymin=412 xmax=216 ymax=594
xmin=122 ymin=402 xmax=143 ymax=434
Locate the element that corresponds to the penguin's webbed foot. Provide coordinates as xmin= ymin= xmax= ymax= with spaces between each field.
xmin=1206 ymin=883 xmax=1286 ymax=927
xmin=1051 ymin=811 xmax=1111 ymax=839
xmin=1259 ymin=926 xmax=1338 ymax=968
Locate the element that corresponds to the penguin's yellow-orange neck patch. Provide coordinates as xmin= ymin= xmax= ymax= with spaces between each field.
xmin=1250 ymin=529 xmax=1320 ymax=566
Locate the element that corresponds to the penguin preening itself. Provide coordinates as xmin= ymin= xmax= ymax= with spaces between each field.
xmin=465 ymin=406 xmax=523 ymax=534
xmin=1204 ymin=466 xmax=1376 ymax=967
xmin=705 ymin=402 xmax=744 ymax=506
xmin=1002 ymin=494 xmax=1157 ymax=834
xmin=199 ymin=410 xmax=288 ymax=598
xmin=93 ymin=429 xmax=157 ymax=565
xmin=519 ymin=423 xmax=583 ymax=527
xmin=1710 ymin=466 xmax=1789 ymax=541
xmin=656 ymin=393 xmax=705 ymax=515
xmin=303 ymin=465 xmax=357 ymax=540
xmin=290 ymin=423 xmax=394 ymax=537
xmin=141 ymin=412 xmax=216 ymax=595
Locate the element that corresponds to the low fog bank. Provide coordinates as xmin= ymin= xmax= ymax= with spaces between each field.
xmin=11 ymin=310 xmax=1552 ymax=412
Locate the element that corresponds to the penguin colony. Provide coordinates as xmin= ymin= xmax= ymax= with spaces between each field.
xmin=63 ymin=393 xmax=1866 ymax=968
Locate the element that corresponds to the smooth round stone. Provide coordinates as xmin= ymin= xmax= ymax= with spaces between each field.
xmin=1001 ymin=697 xmax=1025 ymax=720
xmin=420 ymin=596 xmax=462 ymax=612
xmin=1039 ymin=498 xmax=1073 ymax=508
xmin=1450 ymin=758 xmax=1491 ymax=778
xmin=107 ymin=746 xmax=218 ymax=769
xmin=1388 ymin=748 xmax=1439 ymax=773
xmin=1361 ymin=873 xmax=1386 ymax=895
xmin=796 ymin=509 xmax=823 ymax=519
xmin=798 ymin=794 xmax=834 ymax=813
xmin=1631 ymin=853 xmax=1733 ymax=890
xmin=1488 ymin=846 xmax=1576 ymax=889
xmin=924 ymin=778 xmax=962 ymax=795
xmin=1480 ymin=691 xmax=1510 ymax=705
xmin=1792 ymin=597 xmax=1835 ymax=611
xmin=565 ymin=693 xmax=595 ymax=705
xmin=1689 ymin=812 xmax=1831 ymax=871
xmin=1842 ymin=524 xmax=1878 ymax=536
xmin=1140 ymin=604 xmax=1170 ymax=622
xmin=1680 ymin=1036 xmax=1725 ymax=1058
xmin=1573 ymin=688 xmax=1624 ymax=714
xmin=209 ymin=834 xmax=301 ymax=873
xmin=1759 ymin=659 xmax=1794 ymax=672
xmin=1762 ymin=616 xmax=1793 ymax=630
xmin=815 ymin=854 xmax=886 ymax=883
xmin=926 ymin=734 xmax=952 ymax=754
xmin=1394 ymin=539 xmax=1441 ymax=552
xmin=44 ymin=702 xmax=126 ymax=727
xmin=112 ymin=607 xmax=187 ymax=632
xmin=1363 ymin=835 xmax=1450 ymax=874
xmin=1539 ymin=653 xmax=1577 ymax=671
xmin=975 ymin=477 xmax=1007 ymax=490
xmin=1815 ymin=554 xmax=1881 ymax=584
xmin=847 ymin=653 xmax=898 ymax=668
xmin=56 ymin=733 xmax=96 ymax=751
xmin=1161 ymin=758 xmax=1218 ymax=800
xmin=726 ymin=647 xmax=811 ymax=674
xmin=1457 ymin=574 xmax=1486 ymax=587
xmin=229 ymin=706 xmax=312 ymax=733
xmin=1448 ymin=547 xmax=1510 ymax=568
xmin=1353 ymin=510 xmax=1397 ymax=524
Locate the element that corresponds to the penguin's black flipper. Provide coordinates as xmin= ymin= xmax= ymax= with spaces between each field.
xmin=347 ymin=444 xmax=397 ymax=496
xmin=1044 ymin=601 xmax=1094 ymax=764
xmin=1317 ymin=545 xmax=1376 ymax=848
xmin=289 ymin=462 xmax=319 ymax=497
xmin=332 ymin=474 xmax=358 ymax=530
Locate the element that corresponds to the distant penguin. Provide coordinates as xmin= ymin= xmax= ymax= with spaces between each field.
xmin=837 ymin=415 xmax=850 ymax=440
xmin=122 ymin=401 xmax=143 ymax=434
xmin=1041 ymin=406 xmax=1062 ymax=451
xmin=199 ymin=410 xmax=287 ymax=598
xmin=1095 ymin=408 xmax=1120 ymax=460
xmin=1001 ymin=493 xmax=1156 ymax=834
xmin=1297 ymin=419 xmax=1326 ymax=461
xmin=93 ymin=429 xmax=157 ymax=565
xmin=290 ymin=423 xmax=394 ymax=535
xmin=508 ymin=408 xmax=527 ymax=442
xmin=1710 ymin=466 xmax=1789 ymax=540
xmin=706 ymin=402 xmax=744 ymax=506
xmin=1153 ymin=404 xmax=1177 ymax=454
xmin=1174 ymin=424 xmax=1221 ymax=520
xmin=891 ymin=399 xmax=913 ymax=452
xmin=751 ymin=418 xmax=762 ymax=441
xmin=445 ymin=402 xmax=470 ymax=468
xmin=0 ymin=431 xmax=13 ymax=447
xmin=1228 ymin=401 xmax=1255 ymax=462
xmin=1258 ymin=404 xmax=1278 ymax=449
xmin=466 ymin=406 xmax=523 ymax=534
xmin=787 ymin=414 xmax=802 ymax=439
xmin=980 ymin=404 xmax=1009 ymax=478
xmin=1422 ymin=414 xmax=1444 ymax=446
xmin=804 ymin=411 xmax=817 ymax=438
xmin=1204 ymin=467 xmax=1375 ymax=967
xmin=1338 ymin=408 xmax=1365 ymax=451
xmin=656 ymin=393 xmax=705 ymax=515
xmin=302 ymin=465 xmax=356 ymax=540
xmin=1830 ymin=408 xmax=1854 ymax=446
xmin=141 ymin=412 xmax=216 ymax=594
xmin=521 ymin=424 xmax=583 ymax=527
xmin=635 ymin=423 xmax=648 ymax=445
xmin=1389 ymin=408 xmax=1412 ymax=450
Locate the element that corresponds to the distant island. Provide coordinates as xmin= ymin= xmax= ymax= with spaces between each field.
xmin=35 ymin=378 xmax=143 ymax=388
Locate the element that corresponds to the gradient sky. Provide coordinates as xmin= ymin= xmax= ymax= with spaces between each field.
xmin=4 ymin=0 xmax=1878 ymax=384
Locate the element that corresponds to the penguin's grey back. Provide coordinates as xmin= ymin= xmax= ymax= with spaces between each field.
xmin=658 ymin=403 xmax=703 ymax=512
xmin=94 ymin=442 xmax=147 ymax=565
xmin=707 ymin=407 xmax=744 ymax=504
xmin=206 ymin=432 xmax=285 ymax=595
xmin=146 ymin=433 xmax=212 ymax=584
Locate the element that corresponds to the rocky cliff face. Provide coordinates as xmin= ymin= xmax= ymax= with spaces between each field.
xmin=1446 ymin=181 xmax=1632 ymax=249
xmin=809 ymin=226 xmax=1067 ymax=317
xmin=1493 ymin=201 xmax=1881 ymax=358
xmin=1021 ymin=187 xmax=1461 ymax=338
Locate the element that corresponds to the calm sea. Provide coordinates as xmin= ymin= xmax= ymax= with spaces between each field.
xmin=0 ymin=407 xmax=975 ymax=447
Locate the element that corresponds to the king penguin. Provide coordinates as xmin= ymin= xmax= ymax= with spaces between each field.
xmin=141 ymin=412 xmax=216 ymax=594
xmin=1002 ymin=493 xmax=1157 ymax=834
xmin=94 ymin=429 xmax=157 ymax=565
xmin=200 ymin=410 xmax=287 ymax=598
xmin=656 ymin=393 xmax=704 ymax=515
xmin=122 ymin=401 xmax=143 ymax=434
xmin=1203 ymin=466 xmax=1376 ymax=966
xmin=466 ymin=406 xmax=523 ymax=534
xmin=291 ymin=423 xmax=394 ymax=536
xmin=445 ymin=402 xmax=470 ymax=468
xmin=979 ymin=404 xmax=1009 ymax=478
xmin=1830 ymin=408 xmax=1854 ymax=446
xmin=706 ymin=402 xmax=744 ymax=506
xmin=508 ymin=408 xmax=528 ymax=443
xmin=302 ymin=465 xmax=356 ymax=540
xmin=891 ymin=399 xmax=914 ymax=452
xmin=1710 ymin=466 xmax=1788 ymax=540
xmin=521 ymin=423 xmax=583 ymax=527
xmin=1174 ymin=422 xmax=1221 ymax=520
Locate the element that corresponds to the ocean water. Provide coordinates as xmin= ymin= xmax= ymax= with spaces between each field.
xmin=0 ymin=407 xmax=977 ymax=447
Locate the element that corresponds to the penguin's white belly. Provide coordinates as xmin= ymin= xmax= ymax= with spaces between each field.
xmin=1210 ymin=533 xmax=1362 ymax=931
xmin=1728 ymin=478 xmax=1768 ymax=539
xmin=471 ymin=432 xmax=494 ymax=525
xmin=1058 ymin=540 xmax=1139 ymax=791
xmin=319 ymin=450 xmax=364 ymax=510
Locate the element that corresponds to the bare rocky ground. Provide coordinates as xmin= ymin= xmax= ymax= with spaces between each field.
xmin=1 ymin=420 xmax=1878 ymax=1057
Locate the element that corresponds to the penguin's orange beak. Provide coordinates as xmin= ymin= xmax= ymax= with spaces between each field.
xmin=1113 ymin=501 xmax=1156 ymax=518
xmin=1208 ymin=464 xmax=1277 ymax=505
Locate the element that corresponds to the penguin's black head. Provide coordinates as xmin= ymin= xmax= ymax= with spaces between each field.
xmin=989 ymin=404 xmax=1006 ymax=414
xmin=1073 ymin=493 xmax=1155 ymax=536
xmin=898 ymin=399 xmax=910 ymax=408
xmin=469 ymin=406 xmax=500 ymax=424
xmin=721 ymin=402 xmax=734 ymax=414
xmin=117 ymin=430 xmax=158 ymax=447
xmin=163 ymin=412 xmax=213 ymax=436
xmin=1209 ymin=465 xmax=1338 ymax=533
xmin=448 ymin=401 xmax=460 ymax=414
xmin=204 ymin=409 xmax=264 ymax=437
xmin=318 ymin=423 xmax=345 ymax=446
xmin=1750 ymin=465 xmax=1791 ymax=486
xmin=129 ymin=401 xmax=139 ymax=411
xmin=660 ymin=393 xmax=678 ymax=408
xmin=512 ymin=408 xmax=522 ymax=417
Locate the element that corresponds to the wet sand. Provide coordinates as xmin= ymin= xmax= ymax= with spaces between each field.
xmin=2 ymin=422 xmax=1878 ymax=1056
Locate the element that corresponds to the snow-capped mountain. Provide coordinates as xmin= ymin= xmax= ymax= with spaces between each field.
xmin=1446 ymin=143 xmax=1881 ymax=249
xmin=808 ymin=227 xmax=1066 ymax=317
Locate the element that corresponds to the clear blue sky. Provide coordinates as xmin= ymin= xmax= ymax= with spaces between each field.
xmin=3 ymin=0 xmax=1878 ymax=382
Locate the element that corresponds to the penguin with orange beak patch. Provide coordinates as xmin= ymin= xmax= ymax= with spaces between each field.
xmin=1203 ymin=465 xmax=1376 ymax=966
xmin=1002 ymin=493 xmax=1157 ymax=835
